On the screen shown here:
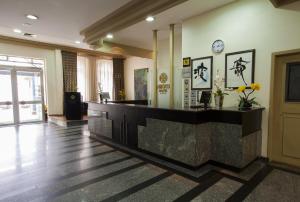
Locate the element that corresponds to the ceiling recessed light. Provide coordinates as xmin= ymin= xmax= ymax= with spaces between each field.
xmin=13 ymin=29 xmax=22 ymax=33
xmin=26 ymin=14 xmax=39 ymax=20
xmin=75 ymin=41 xmax=81 ymax=44
xmin=22 ymin=23 xmax=32 ymax=27
xmin=23 ymin=33 xmax=37 ymax=38
xmin=146 ymin=16 xmax=155 ymax=22
xmin=106 ymin=33 xmax=113 ymax=39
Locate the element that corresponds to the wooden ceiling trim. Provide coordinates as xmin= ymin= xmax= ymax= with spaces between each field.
xmin=0 ymin=35 xmax=119 ymax=58
xmin=270 ymin=0 xmax=300 ymax=7
xmin=95 ymin=41 xmax=153 ymax=59
xmin=81 ymin=0 xmax=188 ymax=45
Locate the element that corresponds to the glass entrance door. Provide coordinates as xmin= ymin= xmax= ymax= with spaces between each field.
xmin=0 ymin=69 xmax=14 ymax=125
xmin=17 ymin=71 xmax=44 ymax=123
xmin=0 ymin=66 xmax=44 ymax=125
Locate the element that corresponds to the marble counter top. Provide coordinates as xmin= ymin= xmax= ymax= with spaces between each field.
xmin=88 ymin=101 xmax=264 ymax=113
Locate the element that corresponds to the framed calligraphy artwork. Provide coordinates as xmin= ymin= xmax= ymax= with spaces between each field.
xmin=225 ymin=49 xmax=255 ymax=89
xmin=191 ymin=56 xmax=213 ymax=90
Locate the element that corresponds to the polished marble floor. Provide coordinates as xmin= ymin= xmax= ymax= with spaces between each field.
xmin=0 ymin=123 xmax=299 ymax=202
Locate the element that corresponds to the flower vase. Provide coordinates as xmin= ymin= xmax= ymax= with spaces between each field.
xmin=238 ymin=98 xmax=252 ymax=110
xmin=214 ymin=95 xmax=224 ymax=108
xmin=99 ymin=93 xmax=103 ymax=103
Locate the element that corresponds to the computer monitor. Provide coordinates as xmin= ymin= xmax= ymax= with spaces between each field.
xmin=102 ymin=92 xmax=110 ymax=100
xmin=200 ymin=91 xmax=212 ymax=105
xmin=101 ymin=92 xmax=110 ymax=103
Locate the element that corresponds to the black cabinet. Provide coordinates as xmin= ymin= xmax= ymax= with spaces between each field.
xmin=64 ymin=92 xmax=82 ymax=120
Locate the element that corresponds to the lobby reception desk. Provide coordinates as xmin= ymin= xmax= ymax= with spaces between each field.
xmin=88 ymin=102 xmax=263 ymax=169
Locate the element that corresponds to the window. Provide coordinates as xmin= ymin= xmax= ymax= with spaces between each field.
xmin=77 ymin=56 xmax=88 ymax=101
xmin=0 ymin=54 xmax=44 ymax=68
xmin=96 ymin=59 xmax=113 ymax=100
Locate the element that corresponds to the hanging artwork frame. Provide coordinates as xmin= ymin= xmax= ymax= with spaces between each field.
xmin=134 ymin=68 xmax=148 ymax=100
xmin=225 ymin=49 xmax=255 ymax=89
xmin=191 ymin=56 xmax=213 ymax=90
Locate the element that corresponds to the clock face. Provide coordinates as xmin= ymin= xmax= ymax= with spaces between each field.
xmin=212 ymin=40 xmax=224 ymax=53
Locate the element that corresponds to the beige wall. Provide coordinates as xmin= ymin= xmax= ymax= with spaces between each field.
xmin=124 ymin=35 xmax=183 ymax=106
xmin=0 ymin=42 xmax=64 ymax=115
xmin=157 ymin=34 xmax=182 ymax=70
xmin=157 ymin=34 xmax=183 ymax=108
xmin=182 ymin=0 xmax=300 ymax=157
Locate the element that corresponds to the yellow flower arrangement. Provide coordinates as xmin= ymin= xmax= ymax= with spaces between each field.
xmin=237 ymin=83 xmax=261 ymax=109
xmin=250 ymin=83 xmax=261 ymax=91
xmin=237 ymin=86 xmax=246 ymax=93
xmin=119 ymin=89 xmax=126 ymax=100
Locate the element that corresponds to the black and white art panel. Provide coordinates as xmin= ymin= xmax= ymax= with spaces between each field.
xmin=191 ymin=56 xmax=213 ymax=90
xmin=225 ymin=49 xmax=255 ymax=88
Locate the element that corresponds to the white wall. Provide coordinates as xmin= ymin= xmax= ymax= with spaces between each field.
xmin=0 ymin=42 xmax=64 ymax=115
xmin=124 ymin=56 xmax=153 ymax=100
xmin=182 ymin=0 xmax=300 ymax=157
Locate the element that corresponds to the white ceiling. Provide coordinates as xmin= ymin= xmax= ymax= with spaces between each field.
xmin=0 ymin=0 xmax=235 ymax=51
xmin=112 ymin=0 xmax=236 ymax=49
xmin=0 ymin=0 xmax=131 ymax=49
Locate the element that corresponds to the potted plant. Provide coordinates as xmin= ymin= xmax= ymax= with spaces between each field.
xmin=237 ymin=83 xmax=261 ymax=109
xmin=119 ymin=89 xmax=126 ymax=100
xmin=213 ymin=70 xmax=229 ymax=108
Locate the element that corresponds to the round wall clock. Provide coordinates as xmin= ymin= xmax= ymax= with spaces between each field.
xmin=212 ymin=40 xmax=224 ymax=53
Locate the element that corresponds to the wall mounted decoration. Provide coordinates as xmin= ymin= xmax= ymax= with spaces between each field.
xmin=183 ymin=57 xmax=191 ymax=67
xmin=134 ymin=68 xmax=148 ymax=100
xmin=212 ymin=39 xmax=225 ymax=54
xmin=191 ymin=56 xmax=213 ymax=90
xmin=158 ymin=72 xmax=170 ymax=94
xmin=182 ymin=78 xmax=190 ymax=108
xmin=182 ymin=67 xmax=191 ymax=78
xmin=225 ymin=49 xmax=255 ymax=89
xmin=190 ymin=90 xmax=197 ymax=106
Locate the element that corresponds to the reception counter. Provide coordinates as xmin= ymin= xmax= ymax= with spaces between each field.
xmin=88 ymin=102 xmax=263 ymax=169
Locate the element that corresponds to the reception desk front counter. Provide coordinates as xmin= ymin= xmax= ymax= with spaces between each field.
xmin=88 ymin=102 xmax=263 ymax=169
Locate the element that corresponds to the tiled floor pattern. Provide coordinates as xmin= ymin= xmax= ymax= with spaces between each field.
xmin=0 ymin=123 xmax=299 ymax=202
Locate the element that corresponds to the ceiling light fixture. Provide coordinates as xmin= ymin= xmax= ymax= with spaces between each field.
xmin=106 ymin=33 xmax=114 ymax=39
xmin=26 ymin=14 xmax=39 ymax=20
xmin=23 ymin=33 xmax=37 ymax=38
xmin=13 ymin=29 xmax=22 ymax=33
xmin=75 ymin=41 xmax=81 ymax=44
xmin=22 ymin=23 xmax=32 ymax=27
xmin=146 ymin=16 xmax=155 ymax=22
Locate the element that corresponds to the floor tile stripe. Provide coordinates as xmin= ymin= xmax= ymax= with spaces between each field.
xmin=58 ymin=149 xmax=117 ymax=166
xmin=226 ymin=165 xmax=273 ymax=202
xmin=100 ymin=171 xmax=173 ymax=202
xmin=0 ymin=156 xmax=134 ymax=201
xmin=44 ymin=162 xmax=147 ymax=202
xmin=57 ymin=140 xmax=97 ymax=149
xmin=2 ymin=143 xmax=104 ymax=171
xmin=46 ymin=131 xmax=86 ymax=138
xmin=49 ymin=132 xmax=86 ymax=138
xmin=216 ymin=171 xmax=248 ymax=184
xmin=5 ymin=141 xmax=99 ymax=166
xmin=52 ymin=156 xmax=133 ymax=182
xmin=43 ymin=136 xmax=90 ymax=144
xmin=0 ymin=149 xmax=116 ymax=182
xmin=173 ymin=171 xmax=223 ymax=202
xmin=43 ymin=137 xmax=94 ymax=148
xmin=57 ymin=144 xmax=104 ymax=155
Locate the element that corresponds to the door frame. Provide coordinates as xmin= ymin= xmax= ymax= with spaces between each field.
xmin=268 ymin=48 xmax=300 ymax=163
xmin=0 ymin=65 xmax=45 ymax=125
